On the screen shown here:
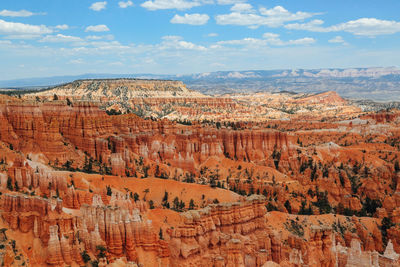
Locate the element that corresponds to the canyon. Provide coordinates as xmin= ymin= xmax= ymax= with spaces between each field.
xmin=0 ymin=78 xmax=399 ymax=266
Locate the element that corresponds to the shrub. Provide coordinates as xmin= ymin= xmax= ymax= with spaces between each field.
xmin=96 ymin=245 xmax=107 ymax=258
xmin=381 ymin=217 xmax=394 ymax=246
xmin=7 ymin=177 xmax=13 ymax=191
xmin=189 ymin=199 xmax=195 ymax=210
xmin=313 ymin=191 xmax=331 ymax=214
xmin=284 ymin=200 xmax=292 ymax=213
xmin=106 ymin=186 xmax=112 ymax=196
xmin=149 ymin=200 xmax=155 ymax=209
xmin=81 ymin=250 xmax=91 ymax=263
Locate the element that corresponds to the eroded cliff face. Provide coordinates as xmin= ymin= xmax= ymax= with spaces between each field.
xmin=166 ymin=196 xmax=400 ymax=267
xmin=168 ymin=195 xmax=268 ymax=266
xmin=0 ymin=100 xmax=297 ymax=176
xmin=3 ymin=187 xmax=399 ymax=267
xmin=0 ymin=191 xmax=168 ymax=266
xmin=0 ymin=91 xmax=399 ymax=266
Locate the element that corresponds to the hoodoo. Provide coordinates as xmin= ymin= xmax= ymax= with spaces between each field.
xmin=0 ymin=78 xmax=399 ymax=266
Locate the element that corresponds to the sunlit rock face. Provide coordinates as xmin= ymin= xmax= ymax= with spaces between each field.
xmin=0 ymin=85 xmax=399 ymax=266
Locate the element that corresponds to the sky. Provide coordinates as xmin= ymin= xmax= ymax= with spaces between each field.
xmin=0 ymin=0 xmax=400 ymax=79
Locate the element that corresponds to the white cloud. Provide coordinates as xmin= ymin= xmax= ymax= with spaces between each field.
xmin=217 ymin=0 xmax=245 ymax=4
xmin=85 ymin=24 xmax=110 ymax=32
xmin=3 ymin=31 xmax=400 ymax=80
xmin=337 ymin=18 xmax=400 ymax=36
xmin=0 ymin=9 xmax=42 ymax=17
xmin=216 ymin=5 xmax=316 ymax=28
xmin=258 ymin=6 xmax=316 ymax=26
xmin=216 ymin=13 xmax=265 ymax=28
xmin=208 ymin=33 xmax=218 ymax=37
xmin=218 ymin=33 xmax=315 ymax=47
xmin=264 ymin=33 xmax=315 ymax=46
xmin=286 ymin=18 xmax=400 ymax=37
xmin=86 ymin=34 xmax=114 ymax=40
xmin=141 ymin=0 xmax=211 ymax=10
xmin=90 ymin=1 xmax=107 ymax=11
xmin=88 ymin=40 xmax=130 ymax=50
xmin=218 ymin=37 xmax=267 ymax=47
xmin=0 ymin=19 xmax=52 ymax=36
xmin=230 ymin=3 xmax=253 ymax=13
xmin=119 ymin=1 xmax=133 ymax=8
xmin=262 ymin=32 xmax=279 ymax=39
xmin=287 ymin=37 xmax=315 ymax=45
xmin=171 ymin=13 xmax=210 ymax=25
xmin=4 ymin=34 xmax=42 ymax=40
xmin=40 ymin=34 xmax=83 ymax=43
xmin=285 ymin=19 xmax=324 ymax=31
xmin=54 ymin=24 xmax=69 ymax=30
xmin=329 ymin=36 xmax=346 ymax=44
xmin=161 ymin=35 xmax=207 ymax=51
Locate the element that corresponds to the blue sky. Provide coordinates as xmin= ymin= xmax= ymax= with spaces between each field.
xmin=0 ymin=0 xmax=400 ymax=79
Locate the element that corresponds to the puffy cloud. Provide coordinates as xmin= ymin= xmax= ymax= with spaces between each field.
xmin=0 ymin=9 xmax=43 ymax=17
xmin=118 ymin=1 xmax=133 ymax=8
xmin=218 ymin=33 xmax=315 ymax=47
xmin=217 ymin=0 xmax=246 ymax=4
xmin=40 ymin=34 xmax=83 ymax=43
xmin=216 ymin=5 xmax=316 ymax=28
xmin=285 ymin=19 xmax=325 ymax=31
xmin=286 ymin=37 xmax=315 ymax=45
xmin=141 ymin=0 xmax=211 ymax=10
xmin=262 ymin=33 xmax=279 ymax=38
xmin=264 ymin=33 xmax=315 ymax=46
xmin=90 ymin=1 xmax=107 ymax=11
xmin=336 ymin=18 xmax=400 ymax=36
xmin=54 ymin=24 xmax=69 ymax=30
xmin=286 ymin=18 xmax=400 ymax=37
xmin=85 ymin=24 xmax=110 ymax=32
xmin=161 ymin=35 xmax=207 ymax=51
xmin=3 ymin=34 xmax=40 ymax=40
xmin=0 ymin=19 xmax=52 ymax=35
xmin=86 ymin=34 xmax=114 ymax=40
xmin=218 ymin=37 xmax=267 ymax=47
xmin=87 ymin=40 xmax=130 ymax=50
xmin=171 ymin=13 xmax=210 ymax=25
xmin=216 ymin=13 xmax=265 ymax=27
xmin=329 ymin=36 xmax=345 ymax=43
xmin=230 ymin=3 xmax=253 ymax=13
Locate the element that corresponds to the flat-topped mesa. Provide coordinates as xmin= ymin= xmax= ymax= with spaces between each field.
xmin=26 ymin=78 xmax=205 ymax=100
xmin=67 ymin=78 xmax=190 ymax=92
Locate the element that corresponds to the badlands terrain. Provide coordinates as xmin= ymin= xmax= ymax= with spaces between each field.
xmin=0 ymin=78 xmax=399 ymax=266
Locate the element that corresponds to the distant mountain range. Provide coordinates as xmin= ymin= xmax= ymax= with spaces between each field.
xmin=1 ymin=67 xmax=400 ymax=101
